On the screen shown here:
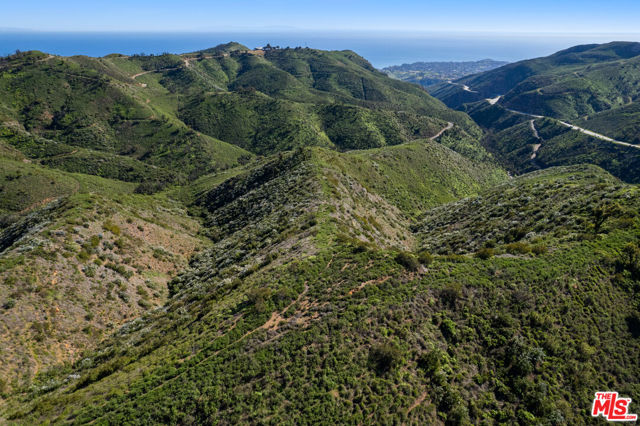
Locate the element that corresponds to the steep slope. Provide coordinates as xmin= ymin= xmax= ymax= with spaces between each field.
xmin=430 ymin=42 xmax=640 ymax=113
xmin=0 ymin=46 xmax=491 ymax=182
xmin=0 ymin=51 xmax=250 ymax=183
xmin=0 ymin=137 xmax=505 ymax=399
xmin=174 ymin=46 xmax=482 ymax=154
xmin=575 ymin=101 xmax=640 ymax=144
xmin=429 ymin=43 xmax=640 ymax=178
xmin=466 ymin=101 xmax=640 ymax=182
xmin=3 ymin=162 xmax=639 ymax=425
xmin=0 ymin=157 xmax=208 ymax=389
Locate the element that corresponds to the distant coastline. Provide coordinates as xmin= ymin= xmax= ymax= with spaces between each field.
xmin=2 ymin=31 xmax=638 ymax=67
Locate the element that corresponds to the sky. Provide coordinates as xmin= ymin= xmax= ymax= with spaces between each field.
xmin=3 ymin=0 xmax=640 ymax=34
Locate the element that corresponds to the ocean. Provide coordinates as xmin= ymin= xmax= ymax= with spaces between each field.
xmin=1 ymin=31 xmax=638 ymax=68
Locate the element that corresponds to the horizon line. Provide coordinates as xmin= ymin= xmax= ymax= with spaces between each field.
xmin=3 ymin=28 xmax=640 ymax=37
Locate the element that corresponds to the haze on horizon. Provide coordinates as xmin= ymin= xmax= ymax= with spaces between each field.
xmin=5 ymin=0 xmax=640 ymax=34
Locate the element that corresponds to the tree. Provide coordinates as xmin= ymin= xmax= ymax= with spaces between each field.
xmin=369 ymin=342 xmax=402 ymax=374
xmin=592 ymin=202 xmax=621 ymax=234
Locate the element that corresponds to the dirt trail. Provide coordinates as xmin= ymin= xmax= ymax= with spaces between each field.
xmin=429 ymin=122 xmax=453 ymax=140
xmin=89 ymin=281 xmax=312 ymax=420
xmin=407 ymin=391 xmax=427 ymax=414
xmin=131 ymin=67 xmax=180 ymax=80
xmin=529 ymin=120 xmax=543 ymax=161
xmin=447 ymin=81 xmax=477 ymax=93
xmin=46 ymin=149 xmax=79 ymax=160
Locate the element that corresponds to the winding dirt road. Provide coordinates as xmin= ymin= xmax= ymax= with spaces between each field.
xmin=430 ymin=122 xmax=453 ymax=140
xmin=504 ymin=107 xmax=640 ymax=150
xmin=529 ymin=120 xmax=542 ymax=160
xmin=447 ymin=80 xmax=477 ymax=93
xmin=447 ymin=80 xmax=639 ymax=150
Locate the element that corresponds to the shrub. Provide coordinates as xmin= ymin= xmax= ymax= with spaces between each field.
xmin=369 ymin=342 xmax=402 ymax=374
xmin=475 ymin=247 xmax=494 ymax=259
xmin=505 ymin=226 xmax=528 ymax=242
xmin=84 ymin=266 xmax=96 ymax=278
xmin=77 ymin=250 xmax=90 ymax=261
xmin=440 ymin=283 xmax=463 ymax=308
xmin=530 ymin=244 xmax=547 ymax=255
xmin=626 ymin=312 xmax=640 ymax=338
xmin=246 ymin=287 xmax=271 ymax=313
xmin=89 ymin=235 xmax=101 ymax=248
xmin=440 ymin=318 xmax=458 ymax=342
xmin=418 ymin=250 xmax=433 ymax=266
xmin=134 ymin=181 xmax=168 ymax=195
xmin=394 ymin=251 xmax=419 ymax=271
xmin=618 ymin=243 xmax=640 ymax=279
xmin=417 ymin=349 xmax=441 ymax=376
xmin=505 ymin=242 xmax=530 ymax=254
xmin=103 ymin=221 xmax=121 ymax=236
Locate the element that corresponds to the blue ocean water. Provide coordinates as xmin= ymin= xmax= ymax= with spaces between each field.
xmin=1 ymin=31 xmax=637 ymax=68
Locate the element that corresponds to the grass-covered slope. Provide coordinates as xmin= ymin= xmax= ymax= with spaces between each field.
xmin=0 ymin=52 xmax=251 ymax=183
xmin=575 ymin=101 xmax=640 ymax=144
xmin=416 ymin=164 xmax=633 ymax=253
xmin=0 ymin=137 xmax=505 ymax=397
xmin=426 ymin=43 xmax=640 ymax=183
xmin=4 ymin=42 xmax=640 ymax=426
xmin=0 ymin=45 xmax=488 ymax=178
xmin=3 ymin=161 xmax=639 ymax=425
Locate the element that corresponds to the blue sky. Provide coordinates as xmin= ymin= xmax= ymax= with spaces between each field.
xmin=4 ymin=0 xmax=640 ymax=34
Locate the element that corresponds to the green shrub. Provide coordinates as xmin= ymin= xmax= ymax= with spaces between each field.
xmin=440 ymin=283 xmax=462 ymax=308
xmin=103 ymin=221 xmax=121 ymax=236
xmin=505 ymin=242 xmax=530 ymax=254
xmin=530 ymin=244 xmax=547 ymax=255
xmin=618 ymin=243 xmax=640 ymax=279
xmin=418 ymin=250 xmax=433 ymax=266
xmin=394 ymin=251 xmax=419 ymax=271
xmin=89 ymin=235 xmax=101 ymax=248
xmin=77 ymin=250 xmax=90 ymax=261
xmin=417 ymin=349 xmax=441 ymax=376
xmin=440 ymin=318 xmax=458 ymax=342
xmin=369 ymin=342 xmax=402 ymax=374
xmin=246 ymin=287 xmax=271 ymax=313
xmin=475 ymin=247 xmax=494 ymax=259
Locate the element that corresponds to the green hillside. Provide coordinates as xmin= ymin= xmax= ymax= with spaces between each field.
xmin=430 ymin=42 xmax=640 ymax=114
xmin=0 ymin=46 xmax=490 ymax=186
xmin=2 ymin=42 xmax=640 ymax=425
xmin=575 ymin=102 xmax=640 ymax=144
xmin=440 ymin=42 xmax=640 ymax=183
xmin=465 ymin=101 xmax=640 ymax=183
xmin=2 ymin=154 xmax=639 ymax=425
